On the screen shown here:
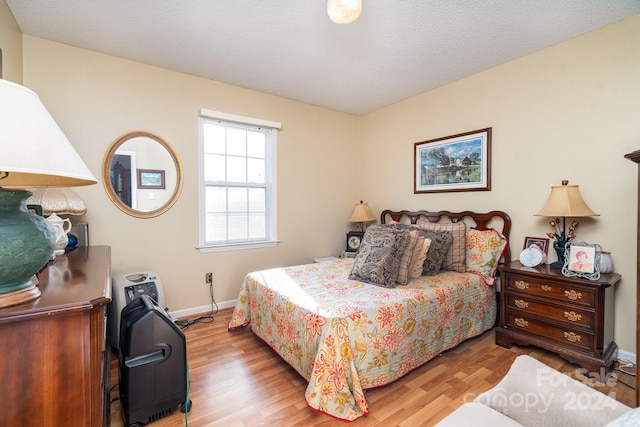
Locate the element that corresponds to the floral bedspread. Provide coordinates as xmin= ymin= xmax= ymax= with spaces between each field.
xmin=228 ymin=259 xmax=496 ymax=421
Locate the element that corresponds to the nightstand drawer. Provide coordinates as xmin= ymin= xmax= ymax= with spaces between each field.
xmin=505 ymin=295 xmax=594 ymax=330
xmin=505 ymin=276 xmax=595 ymax=307
xmin=505 ymin=313 xmax=593 ymax=352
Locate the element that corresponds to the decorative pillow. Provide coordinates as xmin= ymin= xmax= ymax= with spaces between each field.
xmin=395 ymin=230 xmax=419 ymax=285
xmin=382 ymin=223 xmax=452 ymax=276
xmin=416 ymin=219 xmax=467 ymax=272
xmin=409 ymin=237 xmax=431 ymax=279
xmin=465 ymin=228 xmax=508 ymax=285
xmin=420 ymin=230 xmax=453 ymax=275
xmin=349 ymin=226 xmax=412 ymax=287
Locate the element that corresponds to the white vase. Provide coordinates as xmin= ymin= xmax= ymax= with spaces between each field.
xmin=599 ymin=251 xmax=614 ymax=274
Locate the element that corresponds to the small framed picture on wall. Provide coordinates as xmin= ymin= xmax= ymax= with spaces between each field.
xmin=137 ymin=169 xmax=166 ymax=189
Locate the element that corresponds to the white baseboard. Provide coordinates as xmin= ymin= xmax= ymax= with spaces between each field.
xmin=617 ymin=348 xmax=636 ymax=365
xmin=168 ymin=299 xmax=237 ymax=319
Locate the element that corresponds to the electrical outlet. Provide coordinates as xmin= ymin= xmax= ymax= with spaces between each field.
xmin=205 ymin=272 xmax=213 ymax=284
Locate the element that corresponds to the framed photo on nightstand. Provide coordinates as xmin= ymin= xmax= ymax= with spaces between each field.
xmin=345 ymin=231 xmax=364 ymax=252
xmin=523 ymin=236 xmax=549 ymax=254
xmin=561 ymin=241 xmax=602 ymax=280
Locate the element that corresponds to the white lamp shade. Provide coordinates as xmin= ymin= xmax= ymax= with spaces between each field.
xmin=25 ymin=187 xmax=87 ymax=216
xmin=0 ymin=79 xmax=97 ymax=187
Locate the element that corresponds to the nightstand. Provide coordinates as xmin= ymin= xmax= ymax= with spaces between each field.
xmin=496 ymin=261 xmax=620 ymax=375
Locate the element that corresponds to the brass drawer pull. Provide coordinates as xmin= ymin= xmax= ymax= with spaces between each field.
xmin=514 ymin=280 xmax=529 ymax=290
xmin=541 ymin=285 xmax=552 ymax=291
xmin=564 ymin=290 xmax=583 ymax=301
xmin=514 ymin=299 xmax=529 ymax=309
xmin=514 ymin=318 xmax=529 ymax=328
xmin=564 ymin=311 xmax=582 ymax=322
xmin=564 ymin=331 xmax=582 ymax=343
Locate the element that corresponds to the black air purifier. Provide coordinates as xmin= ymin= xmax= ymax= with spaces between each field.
xmin=118 ymin=294 xmax=191 ymax=426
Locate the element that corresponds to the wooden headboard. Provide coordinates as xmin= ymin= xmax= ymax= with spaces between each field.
xmin=380 ymin=209 xmax=512 ymax=264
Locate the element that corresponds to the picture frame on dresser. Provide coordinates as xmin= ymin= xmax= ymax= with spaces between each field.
xmin=523 ymin=236 xmax=549 ymax=254
xmin=562 ymin=241 xmax=602 ymax=280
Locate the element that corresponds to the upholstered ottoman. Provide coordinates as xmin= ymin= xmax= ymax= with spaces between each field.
xmin=436 ymin=355 xmax=632 ymax=427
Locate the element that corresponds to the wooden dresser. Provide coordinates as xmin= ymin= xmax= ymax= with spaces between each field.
xmin=496 ymin=261 xmax=619 ymax=375
xmin=0 ymin=246 xmax=111 ymax=427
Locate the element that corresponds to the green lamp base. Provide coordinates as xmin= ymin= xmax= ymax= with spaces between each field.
xmin=0 ymin=283 xmax=41 ymax=309
xmin=0 ymin=189 xmax=55 ymax=306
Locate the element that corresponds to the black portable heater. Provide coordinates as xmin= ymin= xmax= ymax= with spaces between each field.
xmin=118 ymin=294 xmax=191 ymax=426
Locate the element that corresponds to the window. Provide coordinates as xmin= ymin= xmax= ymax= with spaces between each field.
xmin=198 ymin=109 xmax=281 ymax=252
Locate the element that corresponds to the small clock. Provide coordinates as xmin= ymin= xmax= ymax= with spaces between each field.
xmin=519 ymin=244 xmax=547 ymax=267
xmin=346 ymin=231 xmax=364 ymax=252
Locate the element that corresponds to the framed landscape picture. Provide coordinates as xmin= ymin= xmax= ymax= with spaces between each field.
xmin=414 ymin=128 xmax=491 ymax=194
xmin=137 ymin=169 xmax=165 ymax=189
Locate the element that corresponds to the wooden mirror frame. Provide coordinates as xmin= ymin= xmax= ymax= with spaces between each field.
xmin=102 ymin=131 xmax=183 ymax=218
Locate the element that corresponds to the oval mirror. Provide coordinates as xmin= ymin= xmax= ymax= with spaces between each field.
xmin=102 ymin=131 xmax=183 ymax=218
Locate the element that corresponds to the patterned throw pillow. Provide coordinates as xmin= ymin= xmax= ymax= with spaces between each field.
xmin=419 ymin=229 xmax=453 ymax=275
xmin=416 ymin=219 xmax=467 ymax=272
xmin=383 ymin=223 xmax=452 ymax=276
xmin=349 ymin=226 xmax=412 ymax=287
xmin=465 ymin=228 xmax=508 ymax=285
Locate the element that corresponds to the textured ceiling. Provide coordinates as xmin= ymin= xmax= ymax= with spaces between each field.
xmin=7 ymin=1 xmax=640 ymax=115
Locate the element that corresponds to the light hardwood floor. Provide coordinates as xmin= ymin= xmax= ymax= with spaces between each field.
xmin=110 ymin=308 xmax=635 ymax=427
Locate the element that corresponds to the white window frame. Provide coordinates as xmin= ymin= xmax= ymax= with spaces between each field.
xmin=197 ymin=109 xmax=281 ymax=253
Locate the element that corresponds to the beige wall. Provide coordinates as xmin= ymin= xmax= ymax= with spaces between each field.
xmin=0 ymin=0 xmax=22 ymax=82
xmin=358 ymin=14 xmax=640 ymax=354
xmin=20 ymin=36 xmax=359 ymax=314
xmin=4 ymin=3 xmax=639 ymax=355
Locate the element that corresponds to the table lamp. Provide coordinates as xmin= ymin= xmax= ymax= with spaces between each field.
xmin=534 ymin=180 xmax=599 ymax=269
xmin=350 ymin=200 xmax=375 ymax=232
xmin=0 ymin=79 xmax=97 ymax=308
xmin=26 ymin=187 xmax=88 ymax=255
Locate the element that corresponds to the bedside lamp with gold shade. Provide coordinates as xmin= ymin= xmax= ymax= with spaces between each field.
xmin=534 ymin=180 xmax=599 ymax=269
xmin=346 ymin=200 xmax=375 ymax=253
xmin=0 ymin=79 xmax=97 ymax=308
xmin=350 ymin=200 xmax=375 ymax=232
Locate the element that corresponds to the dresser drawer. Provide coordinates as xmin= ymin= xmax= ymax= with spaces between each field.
xmin=505 ymin=295 xmax=595 ymax=330
xmin=505 ymin=312 xmax=593 ymax=352
xmin=505 ymin=276 xmax=595 ymax=307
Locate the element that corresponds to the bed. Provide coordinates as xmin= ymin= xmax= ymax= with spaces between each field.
xmin=228 ymin=209 xmax=511 ymax=421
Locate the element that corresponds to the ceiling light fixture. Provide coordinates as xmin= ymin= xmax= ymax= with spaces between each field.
xmin=327 ymin=0 xmax=362 ymax=24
